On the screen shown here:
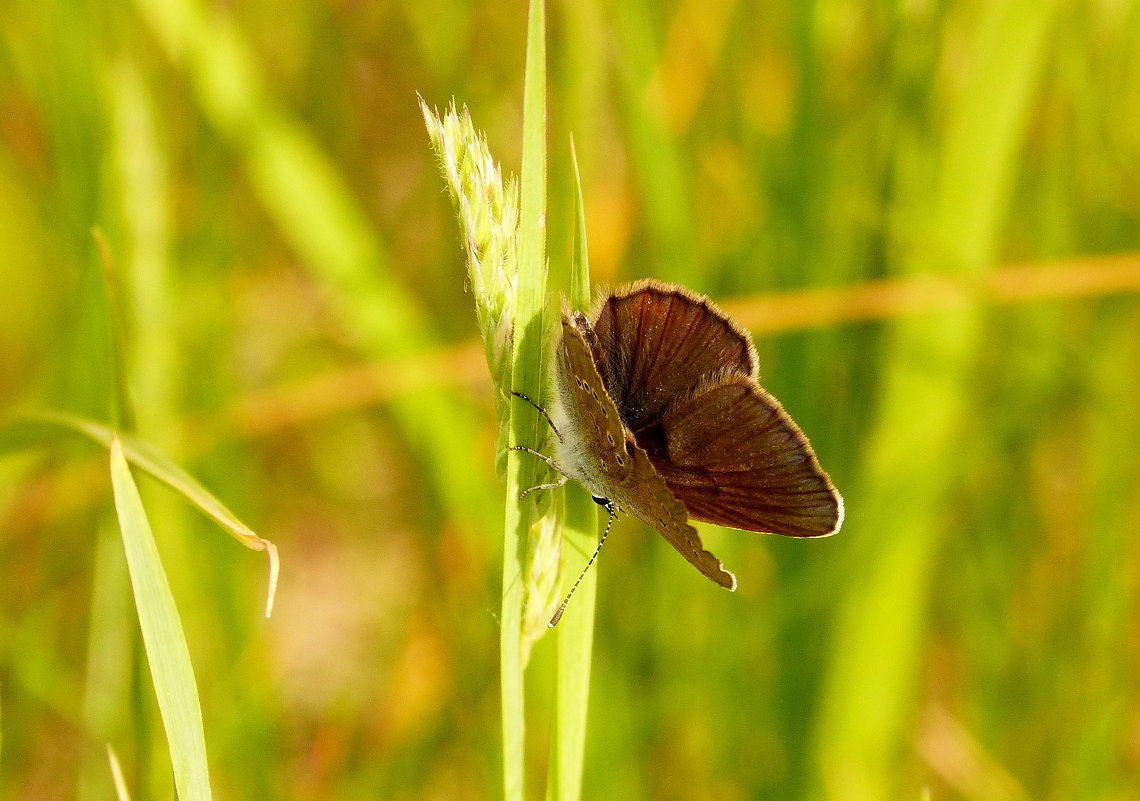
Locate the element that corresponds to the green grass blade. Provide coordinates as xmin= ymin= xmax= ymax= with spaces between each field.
xmin=508 ymin=1 xmax=550 ymax=795
xmin=546 ymin=138 xmax=596 ymax=801
xmin=109 ymin=437 xmax=211 ymax=801
xmin=501 ymin=1 xmax=549 ymax=798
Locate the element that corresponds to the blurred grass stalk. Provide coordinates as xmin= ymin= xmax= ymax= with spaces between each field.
xmin=131 ymin=0 xmax=501 ymax=541
xmin=812 ymin=0 xmax=1059 ymax=798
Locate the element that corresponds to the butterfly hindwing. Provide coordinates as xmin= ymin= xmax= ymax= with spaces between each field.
xmin=639 ymin=374 xmax=843 ymax=537
xmin=620 ymin=443 xmax=738 ymax=589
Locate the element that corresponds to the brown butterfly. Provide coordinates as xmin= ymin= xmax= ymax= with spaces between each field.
xmin=514 ymin=279 xmax=843 ymax=624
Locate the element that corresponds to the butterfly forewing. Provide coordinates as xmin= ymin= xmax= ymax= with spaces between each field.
xmin=555 ymin=309 xmax=634 ymax=489
xmin=556 ymin=305 xmax=737 ymax=590
xmin=640 ymin=375 xmax=843 ymax=537
xmin=592 ymin=280 xmax=757 ymax=433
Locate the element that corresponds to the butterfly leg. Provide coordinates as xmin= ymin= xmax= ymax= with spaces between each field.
xmin=518 ymin=475 xmax=569 ymax=500
xmin=509 ymin=445 xmax=572 ymax=499
xmin=510 ymin=391 xmax=563 ymax=442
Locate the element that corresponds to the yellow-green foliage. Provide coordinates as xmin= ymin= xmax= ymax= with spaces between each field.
xmin=1 ymin=0 xmax=1139 ymax=799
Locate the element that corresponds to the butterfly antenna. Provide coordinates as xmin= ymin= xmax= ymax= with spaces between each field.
xmin=549 ymin=500 xmax=617 ymax=627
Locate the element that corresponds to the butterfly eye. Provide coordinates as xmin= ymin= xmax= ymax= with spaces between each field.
xmin=591 ymin=495 xmax=609 ymax=506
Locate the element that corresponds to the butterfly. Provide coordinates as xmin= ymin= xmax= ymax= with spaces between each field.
xmin=515 ymin=279 xmax=843 ymax=623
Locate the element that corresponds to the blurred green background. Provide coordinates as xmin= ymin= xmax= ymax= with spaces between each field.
xmin=2 ymin=0 xmax=1139 ymax=799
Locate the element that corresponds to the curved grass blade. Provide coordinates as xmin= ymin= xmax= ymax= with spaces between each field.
xmin=109 ymin=437 xmax=211 ymax=801
xmin=0 ymin=411 xmax=278 ymax=617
